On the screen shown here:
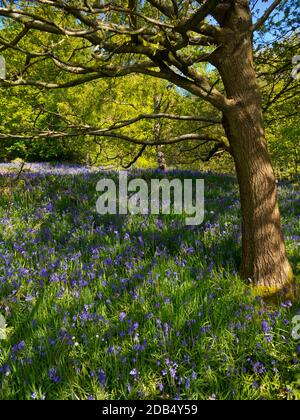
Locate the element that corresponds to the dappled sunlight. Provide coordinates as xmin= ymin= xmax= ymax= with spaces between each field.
xmin=0 ymin=166 xmax=299 ymax=400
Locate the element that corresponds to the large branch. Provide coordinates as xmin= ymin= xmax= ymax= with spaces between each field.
xmin=1 ymin=53 xmax=230 ymax=110
xmin=35 ymin=107 xmax=221 ymax=131
xmin=0 ymin=6 xmax=154 ymax=38
xmin=176 ymin=0 xmax=220 ymax=34
xmin=0 ymin=2 xmax=232 ymax=113
xmin=151 ymin=53 xmax=229 ymax=111
xmin=0 ymin=129 xmax=221 ymax=146
xmin=0 ymin=61 xmax=159 ymax=88
xmin=252 ymin=0 xmax=287 ymax=32
xmin=0 ymin=25 xmax=30 ymax=52
xmin=146 ymin=0 xmax=177 ymax=18
xmin=32 ymin=104 xmax=223 ymax=139
xmin=102 ymin=113 xmax=221 ymax=130
xmin=35 ymin=0 xmax=174 ymax=30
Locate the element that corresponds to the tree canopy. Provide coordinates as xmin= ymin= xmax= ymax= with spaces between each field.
xmin=0 ymin=1 xmax=298 ymax=171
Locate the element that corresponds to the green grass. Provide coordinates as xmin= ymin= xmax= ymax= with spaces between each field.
xmin=0 ymin=167 xmax=299 ymax=400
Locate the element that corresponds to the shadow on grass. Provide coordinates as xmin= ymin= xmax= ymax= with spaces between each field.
xmin=0 ymin=171 xmax=299 ymax=399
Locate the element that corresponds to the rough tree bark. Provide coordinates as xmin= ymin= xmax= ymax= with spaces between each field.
xmin=212 ymin=1 xmax=293 ymax=295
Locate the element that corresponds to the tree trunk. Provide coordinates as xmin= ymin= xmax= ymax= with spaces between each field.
xmin=212 ymin=2 xmax=293 ymax=295
xmin=224 ymin=108 xmax=293 ymax=295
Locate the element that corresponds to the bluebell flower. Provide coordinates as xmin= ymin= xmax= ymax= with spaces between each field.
xmin=158 ymin=383 xmax=164 ymax=391
xmin=31 ymin=392 xmax=38 ymax=400
xmin=98 ymin=369 xmax=106 ymax=387
xmin=0 ymin=364 xmax=11 ymax=375
xmin=107 ymin=346 xmax=115 ymax=354
xmin=261 ymin=320 xmax=271 ymax=334
xmin=130 ymin=368 xmax=139 ymax=380
xmin=119 ymin=312 xmax=126 ymax=322
xmin=252 ymin=362 xmax=266 ymax=375
xmin=49 ymin=368 xmax=60 ymax=383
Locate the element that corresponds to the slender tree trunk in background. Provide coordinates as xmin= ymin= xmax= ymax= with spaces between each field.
xmin=153 ymin=93 xmax=167 ymax=171
xmin=212 ymin=1 xmax=293 ymax=295
xmin=86 ymin=152 xmax=91 ymax=167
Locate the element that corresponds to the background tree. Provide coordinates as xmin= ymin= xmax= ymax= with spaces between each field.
xmin=256 ymin=34 xmax=300 ymax=179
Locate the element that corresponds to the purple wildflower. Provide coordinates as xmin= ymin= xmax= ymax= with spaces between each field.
xmin=158 ymin=383 xmax=164 ymax=392
xmin=49 ymin=368 xmax=60 ymax=383
xmin=98 ymin=369 xmax=106 ymax=387
xmin=261 ymin=320 xmax=271 ymax=334
xmin=130 ymin=368 xmax=139 ymax=380
xmin=119 ymin=312 xmax=126 ymax=322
